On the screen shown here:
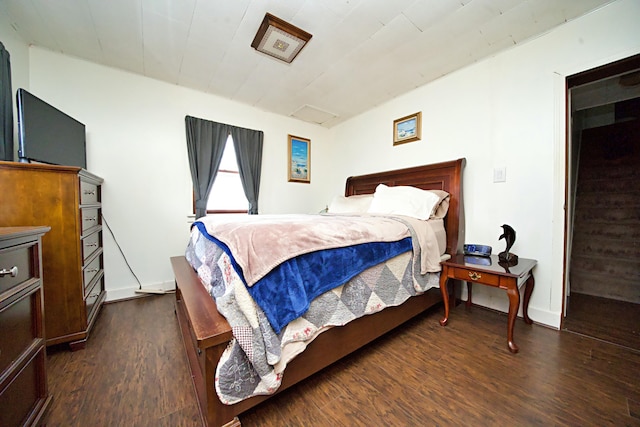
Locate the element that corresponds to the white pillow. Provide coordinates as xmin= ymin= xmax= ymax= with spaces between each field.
xmin=327 ymin=194 xmax=374 ymax=214
xmin=367 ymin=184 xmax=440 ymax=220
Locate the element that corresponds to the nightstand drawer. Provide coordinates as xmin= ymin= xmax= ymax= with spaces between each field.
xmin=0 ymin=244 xmax=35 ymax=295
xmin=451 ymin=267 xmax=500 ymax=286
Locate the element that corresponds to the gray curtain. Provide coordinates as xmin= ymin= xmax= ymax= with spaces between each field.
xmin=185 ymin=116 xmax=227 ymax=219
xmin=185 ymin=116 xmax=264 ymax=218
xmin=0 ymin=42 xmax=13 ymax=161
xmin=231 ymin=127 xmax=263 ymax=215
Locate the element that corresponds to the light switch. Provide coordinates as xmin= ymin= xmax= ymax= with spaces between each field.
xmin=493 ymin=167 xmax=506 ymax=183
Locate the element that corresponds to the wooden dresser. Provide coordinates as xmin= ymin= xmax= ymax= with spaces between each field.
xmin=0 ymin=161 xmax=106 ymax=350
xmin=0 ymin=226 xmax=51 ymax=426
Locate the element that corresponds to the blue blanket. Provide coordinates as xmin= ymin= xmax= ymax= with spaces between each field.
xmin=192 ymin=221 xmax=412 ymax=333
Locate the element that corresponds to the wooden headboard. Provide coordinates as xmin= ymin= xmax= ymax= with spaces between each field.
xmin=344 ymin=158 xmax=466 ymax=257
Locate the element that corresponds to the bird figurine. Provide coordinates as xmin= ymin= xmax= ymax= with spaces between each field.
xmin=498 ymin=224 xmax=518 ymax=264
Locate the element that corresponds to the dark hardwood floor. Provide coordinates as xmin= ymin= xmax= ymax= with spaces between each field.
xmin=564 ymin=292 xmax=640 ymax=352
xmin=44 ymin=294 xmax=640 ymax=426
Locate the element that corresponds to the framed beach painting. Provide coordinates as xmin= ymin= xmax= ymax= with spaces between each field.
xmin=393 ymin=111 xmax=422 ymax=145
xmin=288 ymin=134 xmax=310 ymax=183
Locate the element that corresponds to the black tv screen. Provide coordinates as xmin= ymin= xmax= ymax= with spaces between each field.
xmin=16 ymin=88 xmax=87 ymax=169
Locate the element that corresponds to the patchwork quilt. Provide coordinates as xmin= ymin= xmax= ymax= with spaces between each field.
xmin=185 ymin=217 xmax=441 ymax=404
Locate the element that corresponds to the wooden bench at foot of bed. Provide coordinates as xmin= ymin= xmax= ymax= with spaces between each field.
xmin=172 ymin=158 xmax=466 ymax=426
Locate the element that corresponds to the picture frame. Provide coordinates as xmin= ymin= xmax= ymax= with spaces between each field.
xmin=288 ymin=134 xmax=310 ymax=183
xmin=393 ymin=111 xmax=422 ymax=145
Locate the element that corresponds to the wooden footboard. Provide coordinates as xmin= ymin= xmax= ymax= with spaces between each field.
xmin=172 ymin=255 xmax=442 ymax=427
xmin=172 ymin=255 xmax=234 ymax=426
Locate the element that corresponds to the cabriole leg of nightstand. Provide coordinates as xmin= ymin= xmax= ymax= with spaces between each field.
xmin=439 ymin=267 xmax=450 ymax=327
xmin=506 ymin=284 xmax=520 ymax=353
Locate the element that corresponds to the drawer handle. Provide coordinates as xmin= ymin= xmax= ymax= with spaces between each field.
xmin=86 ymin=243 xmax=98 ymax=247
xmin=84 ymin=190 xmax=96 ymax=195
xmin=84 ymin=217 xmax=97 ymax=222
xmin=0 ymin=266 xmax=18 ymax=278
xmin=468 ymin=271 xmax=481 ymax=281
xmin=85 ymin=268 xmax=99 ymax=274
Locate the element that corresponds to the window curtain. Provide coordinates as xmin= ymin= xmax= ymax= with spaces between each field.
xmin=0 ymin=42 xmax=13 ymax=161
xmin=185 ymin=116 xmax=227 ymax=219
xmin=185 ymin=116 xmax=264 ymax=217
xmin=231 ymin=127 xmax=263 ymax=215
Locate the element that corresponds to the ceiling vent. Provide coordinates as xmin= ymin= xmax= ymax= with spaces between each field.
xmin=291 ymin=105 xmax=338 ymax=125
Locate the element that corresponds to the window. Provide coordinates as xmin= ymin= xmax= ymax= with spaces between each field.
xmin=206 ymin=135 xmax=248 ymax=213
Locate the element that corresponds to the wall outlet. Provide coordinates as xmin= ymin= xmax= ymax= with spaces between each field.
xmin=493 ymin=167 xmax=506 ymax=183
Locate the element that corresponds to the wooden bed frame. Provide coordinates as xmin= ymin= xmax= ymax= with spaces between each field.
xmin=170 ymin=158 xmax=466 ymax=427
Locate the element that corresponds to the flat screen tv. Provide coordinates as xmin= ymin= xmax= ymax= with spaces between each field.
xmin=16 ymin=88 xmax=87 ymax=169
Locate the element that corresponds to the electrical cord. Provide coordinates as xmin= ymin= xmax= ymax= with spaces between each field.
xmin=101 ymin=213 xmax=142 ymax=288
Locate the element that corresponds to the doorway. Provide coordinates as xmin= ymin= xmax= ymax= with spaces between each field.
xmin=564 ymin=55 xmax=640 ymax=351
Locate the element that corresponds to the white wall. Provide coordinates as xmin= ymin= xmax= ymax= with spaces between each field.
xmin=329 ymin=0 xmax=640 ymax=327
xmin=27 ymin=48 xmax=332 ymax=300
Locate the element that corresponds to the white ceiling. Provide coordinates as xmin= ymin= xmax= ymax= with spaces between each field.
xmin=0 ymin=0 xmax=615 ymax=127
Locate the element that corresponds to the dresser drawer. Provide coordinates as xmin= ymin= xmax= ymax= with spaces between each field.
xmin=80 ymin=180 xmax=100 ymax=205
xmin=0 ymin=288 xmax=41 ymax=376
xmin=85 ymin=276 xmax=103 ymax=322
xmin=0 ymin=244 xmax=35 ymax=295
xmin=0 ymin=347 xmax=46 ymax=427
xmin=81 ymin=231 xmax=102 ymax=263
xmin=80 ymin=207 xmax=101 ymax=233
xmin=451 ymin=267 xmax=500 ymax=286
xmin=83 ymin=253 xmax=102 ymax=291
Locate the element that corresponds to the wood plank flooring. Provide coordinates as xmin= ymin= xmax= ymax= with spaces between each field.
xmin=44 ymin=294 xmax=640 ymax=426
xmin=564 ymin=292 xmax=640 ymax=352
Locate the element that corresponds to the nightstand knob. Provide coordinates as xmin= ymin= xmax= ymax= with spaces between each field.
xmin=468 ymin=271 xmax=481 ymax=281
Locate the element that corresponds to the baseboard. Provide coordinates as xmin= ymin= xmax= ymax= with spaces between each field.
xmin=106 ymin=281 xmax=175 ymax=302
xmin=527 ymin=306 xmax=561 ymax=329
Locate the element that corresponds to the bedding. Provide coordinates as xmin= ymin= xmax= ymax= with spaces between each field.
xmin=429 ymin=189 xmax=451 ymax=219
xmin=192 ymin=214 xmax=445 ymax=332
xmin=186 ymin=213 xmax=444 ymax=404
xmin=192 ymin=214 xmax=414 ymax=287
xmin=193 ymin=219 xmax=412 ymax=332
xmin=171 ymin=158 xmax=466 ymax=427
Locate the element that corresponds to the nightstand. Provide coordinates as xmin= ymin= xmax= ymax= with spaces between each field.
xmin=439 ymin=254 xmax=536 ymax=353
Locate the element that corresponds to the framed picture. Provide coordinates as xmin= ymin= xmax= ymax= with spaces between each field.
xmin=393 ymin=111 xmax=422 ymax=145
xmin=288 ymin=134 xmax=310 ymax=183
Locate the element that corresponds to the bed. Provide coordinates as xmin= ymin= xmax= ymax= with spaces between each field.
xmin=170 ymin=158 xmax=465 ymax=427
